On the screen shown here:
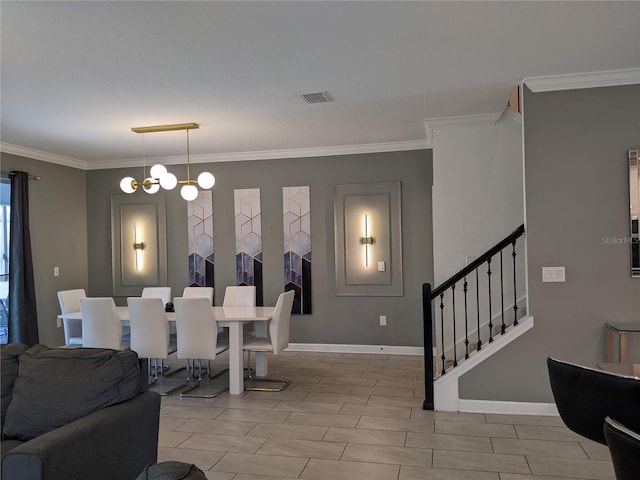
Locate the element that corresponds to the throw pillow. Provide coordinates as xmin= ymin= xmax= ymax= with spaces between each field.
xmin=0 ymin=343 xmax=30 ymax=434
xmin=2 ymin=345 xmax=141 ymax=441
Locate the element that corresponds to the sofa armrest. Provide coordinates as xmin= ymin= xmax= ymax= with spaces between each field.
xmin=2 ymin=391 xmax=160 ymax=480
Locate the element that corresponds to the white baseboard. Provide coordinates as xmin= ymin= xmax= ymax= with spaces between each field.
xmin=286 ymin=343 xmax=424 ymax=356
xmin=459 ymin=399 xmax=559 ymax=416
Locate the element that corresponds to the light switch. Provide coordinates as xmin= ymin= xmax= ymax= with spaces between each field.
xmin=53 ymin=266 xmax=60 ymax=277
xmin=377 ymin=261 xmax=386 ymax=272
xmin=542 ymin=266 xmax=565 ymax=282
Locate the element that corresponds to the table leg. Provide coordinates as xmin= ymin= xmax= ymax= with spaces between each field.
xmin=605 ymin=328 xmax=613 ymax=363
xmin=253 ymin=321 xmax=269 ymax=377
xmin=227 ymin=322 xmax=244 ymax=395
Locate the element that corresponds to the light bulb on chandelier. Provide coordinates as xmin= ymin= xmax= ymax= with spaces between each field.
xmin=120 ymin=123 xmax=215 ymax=201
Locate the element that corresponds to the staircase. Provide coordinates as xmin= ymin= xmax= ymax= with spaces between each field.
xmin=422 ymin=224 xmax=530 ymax=411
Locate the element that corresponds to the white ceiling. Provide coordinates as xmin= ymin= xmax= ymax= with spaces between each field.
xmin=1 ymin=1 xmax=639 ymax=169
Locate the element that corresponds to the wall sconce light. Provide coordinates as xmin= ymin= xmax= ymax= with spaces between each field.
xmin=120 ymin=122 xmax=215 ymax=201
xmin=361 ymin=213 xmax=374 ymax=267
xmin=133 ymin=222 xmax=144 ymax=271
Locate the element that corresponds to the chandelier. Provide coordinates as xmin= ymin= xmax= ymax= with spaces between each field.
xmin=119 ymin=122 xmax=215 ymax=201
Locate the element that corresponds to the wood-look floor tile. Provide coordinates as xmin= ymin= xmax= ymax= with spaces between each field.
xmin=300 ymin=458 xmax=399 ymax=480
xmin=580 ymin=440 xmax=611 ymax=460
xmin=272 ymin=400 xmax=342 ymax=413
xmin=158 ymin=430 xmax=193 ymax=447
xmin=341 ymin=443 xmax=431 ymax=466
xmin=352 ymin=385 xmax=415 ymax=397
xmin=432 ymin=450 xmax=530 ymax=473
xmin=160 ymin=405 xmax=226 ymax=419
xmin=527 ymin=455 xmax=615 ymax=479
xmin=159 ymin=416 xmax=190 ymax=431
xmin=242 ymin=389 xmax=310 ymax=401
xmin=435 ymin=420 xmax=517 ymax=438
xmin=291 ymin=382 xmax=355 ymax=393
xmin=500 ymin=475 xmax=592 ymax=480
xmin=257 ymin=438 xmax=346 ymax=459
xmin=303 ymin=392 xmax=370 ymax=405
xmin=203 ymin=471 xmax=234 ymax=480
xmin=515 ymin=424 xmax=585 ymax=441
xmin=319 ymin=376 xmax=377 ymax=386
xmin=492 ymin=437 xmax=587 ymax=458
xmin=230 ymin=475 xmax=300 ymax=480
xmin=180 ymin=432 xmax=267 ymax=453
xmin=211 ymin=397 xmax=279 ymax=410
xmin=175 ymin=418 xmax=256 ymax=435
xmin=324 ymin=426 xmax=406 ymax=446
xmin=434 ymin=412 xmax=486 ymax=423
xmin=157 ymin=446 xmax=224 ymax=470
xmin=284 ymin=411 xmax=359 ymax=428
xmin=399 ymin=465 xmax=499 ymax=480
xmin=485 ymin=414 xmax=564 ymax=426
xmin=212 ymin=452 xmax=308 ymax=477
xmin=339 ymin=403 xmax=411 ymax=418
xmin=366 ymin=395 xmax=425 ymax=408
xmin=406 ymin=432 xmax=493 ymax=452
xmin=358 ymin=415 xmax=434 ymax=433
xmin=248 ymin=422 xmax=329 ymax=441
xmin=215 ymin=408 xmax=290 ymax=424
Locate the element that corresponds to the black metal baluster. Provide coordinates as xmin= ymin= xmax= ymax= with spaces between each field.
xmin=512 ymin=240 xmax=519 ymax=326
xmin=440 ymin=293 xmax=446 ymax=375
xmin=476 ymin=268 xmax=481 ymax=351
xmin=451 ymin=284 xmax=457 ymax=367
xmin=500 ymin=250 xmax=505 ymax=335
xmin=487 ymin=257 xmax=493 ymax=343
xmin=463 ymin=277 xmax=469 ymax=359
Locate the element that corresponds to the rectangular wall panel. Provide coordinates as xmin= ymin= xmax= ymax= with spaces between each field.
xmin=188 ymin=190 xmax=214 ymax=288
xmin=283 ymin=186 xmax=311 ymax=314
xmin=234 ymin=188 xmax=263 ymax=305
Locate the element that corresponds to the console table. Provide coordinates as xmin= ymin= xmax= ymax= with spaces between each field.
xmin=605 ymin=322 xmax=640 ymax=363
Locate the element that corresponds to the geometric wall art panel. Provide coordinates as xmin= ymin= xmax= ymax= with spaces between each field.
xmin=234 ymin=188 xmax=263 ymax=305
xmin=188 ymin=190 xmax=214 ymax=288
xmin=283 ymin=186 xmax=311 ymax=314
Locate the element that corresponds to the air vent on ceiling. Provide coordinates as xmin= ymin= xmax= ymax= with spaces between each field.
xmin=301 ymin=91 xmax=334 ymax=104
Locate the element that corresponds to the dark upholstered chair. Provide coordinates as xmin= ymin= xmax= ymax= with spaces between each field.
xmin=603 ymin=417 xmax=640 ymax=480
xmin=547 ymin=357 xmax=640 ymax=445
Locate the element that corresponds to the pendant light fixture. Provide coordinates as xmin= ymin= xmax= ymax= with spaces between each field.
xmin=120 ymin=122 xmax=215 ymax=201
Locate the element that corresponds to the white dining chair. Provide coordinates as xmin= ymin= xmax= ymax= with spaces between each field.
xmin=79 ymin=297 xmax=128 ymax=350
xmin=243 ymin=290 xmax=295 ymax=391
xmin=57 ymin=289 xmax=86 ymax=345
xmin=174 ymin=297 xmax=229 ymax=398
xmin=222 ymin=286 xmax=256 ymax=307
xmin=128 ymin=297 xmax=185 ymax=395
xmin=141 ymin=287 xmax=172 ymax=306
xmin=182 ymin=286 xmax=214 ymax=304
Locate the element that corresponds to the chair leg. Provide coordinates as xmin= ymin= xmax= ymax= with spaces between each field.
xmin=179 ymin=358 xmax=228 ymax=399
xmin=244 ymin=350 xmax=290 ymax=392
xmin=147 ymin=358 xmax=189 ymax=396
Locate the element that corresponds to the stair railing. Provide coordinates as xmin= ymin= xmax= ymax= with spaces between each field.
xmin=422 ymin=224 xmax=525 ymax=410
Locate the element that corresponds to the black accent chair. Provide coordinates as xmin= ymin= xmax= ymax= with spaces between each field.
xmin=604 ymin=417 xmax=640 ymax=480
xmin=546 ymin=357 xmax=640 ymax=445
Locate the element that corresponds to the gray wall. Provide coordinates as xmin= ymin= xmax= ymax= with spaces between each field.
xmin=87 ymin=149 xmax=433 ymax=347
xmin=1 ymin=153 xmax=88 ymax=346
xmin=460 ymin=84 xmax=640 ymax=402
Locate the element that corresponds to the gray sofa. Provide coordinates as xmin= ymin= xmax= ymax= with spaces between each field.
xmin=1 ymin=344 xmax=161 ymax=480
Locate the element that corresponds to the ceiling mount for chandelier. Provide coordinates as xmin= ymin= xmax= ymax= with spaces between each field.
xmin=120 ymin=122 xmax=215 ymax=201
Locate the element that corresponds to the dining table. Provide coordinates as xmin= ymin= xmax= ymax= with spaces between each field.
xmin=58 ymin=305 xmax=274 ymax=395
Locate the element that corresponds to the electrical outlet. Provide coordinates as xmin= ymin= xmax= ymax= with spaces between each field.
xmin=379 ymin=315 xmax=387 ymax=326
xmin=56 ymin=318 xmax=62 ymax=328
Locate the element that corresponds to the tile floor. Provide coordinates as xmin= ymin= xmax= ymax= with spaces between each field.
xmin=154 ymin=350 xmax=615 ymax=480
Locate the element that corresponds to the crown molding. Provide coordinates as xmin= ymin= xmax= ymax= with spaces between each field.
xmin=524 ymin=68 xmax=640 ymax=93
xmin=88 ymin=139 xmax=429 ymax=170
xmin=424 ymin=113 xmax=502 ymax=147
xmin=0 ymin=142 xmax=88 ymax=170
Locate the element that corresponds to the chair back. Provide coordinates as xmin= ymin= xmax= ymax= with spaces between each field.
xmin=80 ymin=297 xmax=123 ymax=349
xmin=223 ymin=286 xmax=256 ymax=307
xmin=57 ymin=289 xmax=86 ymax=344
xmin=269 ymin=291 xmax=295 ymax=355
xmin=182 ymin=287 xmax=214 ymax=305
xmin=141 ymin=287 xmax=172 ymax=306
xmin=174 ymin=297 xmax=218 ymax=360
xmin=604 ymin=416 xmax=640 ymax=480
xmin=128 ymin=297 xmax=170 ymax=359
xmin=547 ymin=357 xmax=640 ymax=444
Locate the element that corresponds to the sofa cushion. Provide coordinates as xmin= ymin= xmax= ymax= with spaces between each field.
xmin=0 ymin=344 xmax=30 ymax=433
xmin=2 ymin=345 xmax=141 ymax=441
